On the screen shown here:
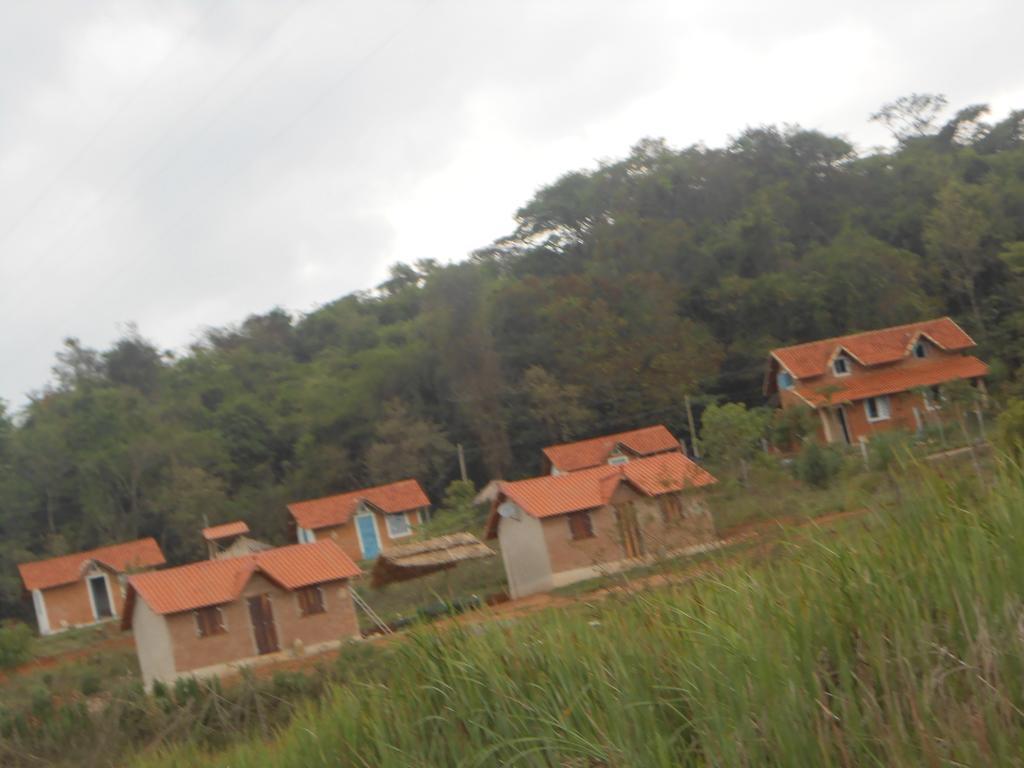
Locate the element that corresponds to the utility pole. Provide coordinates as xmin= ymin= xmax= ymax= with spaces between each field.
xmin=685 ymin=395 xmax=700 ymax=459
xmin=457 ymin=443 xmax=468 ymax=482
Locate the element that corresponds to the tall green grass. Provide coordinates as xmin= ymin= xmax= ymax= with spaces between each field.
xmin=142 ymin=461 xmax=1024 ymax=767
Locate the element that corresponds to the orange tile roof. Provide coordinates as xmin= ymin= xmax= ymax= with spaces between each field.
xmin=288 ymin=479 xmax=430 ymax=531
xmin=792 ymin=355 xmax=988 ymax=406
xmin=486 ymin=453 xmax=716 ymax=538
xmin=542 ymin=425 xmax=680 ymax=473
xmin=124 ymin=539 xmax=361 ymax=620
xmin=201 ymin=521 xmax=250 ymax=541
xmin=771 ymin=317 xmax=976 ymax=380
xmin=18 ymin=538 xmax=165 ymax=592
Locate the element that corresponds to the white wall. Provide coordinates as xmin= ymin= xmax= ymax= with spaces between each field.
xmin=497 ymin=501 xmax=553 ymax=599
xmin=132 ymin=598 xmax=177 ymax=690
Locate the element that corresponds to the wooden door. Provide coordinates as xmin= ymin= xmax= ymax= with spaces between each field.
xmin=617 ymin=503 xmax=645 ymax=559
xmin=247 ymin=594 xmax=279 ymax=655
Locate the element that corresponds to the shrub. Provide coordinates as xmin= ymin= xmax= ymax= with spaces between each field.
xmin=794 ymin=441 xmax=843 ymax=488
xmin=866 ymin=430 xmax=914 ymax=472
xmin=996 ymin=399 xmax=1024 ymax=462
xmin=0 ymin=622 xmax=33 ymax=669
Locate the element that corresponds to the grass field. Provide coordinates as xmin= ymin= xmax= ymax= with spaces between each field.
xmin=135 ymin=456 xmax=1024 ymax=767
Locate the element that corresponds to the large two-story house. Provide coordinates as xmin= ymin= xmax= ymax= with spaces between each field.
xmin=765 ymin=317 xmax=988 ymax=445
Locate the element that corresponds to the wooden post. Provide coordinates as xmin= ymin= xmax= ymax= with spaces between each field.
xmin=457 ymin=443 xmax=468 ymax=482
xmin=685 ymin=395 xmax=700 ymax=459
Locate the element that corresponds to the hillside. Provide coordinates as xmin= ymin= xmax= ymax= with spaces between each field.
xmin=1 ymin=94 xmax=1024 ymax=616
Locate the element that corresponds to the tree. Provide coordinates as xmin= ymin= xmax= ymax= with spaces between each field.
xmin=923 ymin=182 xmax=992 ymax=333
xmin=365 ymin=400 xmax=454 ymax=488
xmin=521 ymin=366 xmax=591 ymax=443
xmin=771 ymin=405 xmax=817 ymax=450
xmin=940 ymin=379 xmax=984 ymax=478
xmin=870 ymin=93 xmax=948 ymax=141
xmin=700 ymin=403 xmax=768 ymax=485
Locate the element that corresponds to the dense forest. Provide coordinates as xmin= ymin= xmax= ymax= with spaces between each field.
xmin=1 ymin=94 xmax=1023 ymax=617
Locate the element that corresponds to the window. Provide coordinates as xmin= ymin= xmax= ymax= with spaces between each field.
xmin=568 ymin=510 xmax=595 ymax=540
xmin=914 ymin=341 xmax=927 ymax=358
xmin=832 ymin=356 xmax=850 ymax=376
xmin=297 ymin=586 xmax=326 ymax=616
xmin=607 ymin=454 xmax=629 ymax=466
xmin=864 ymin=395 xmax=891 ymax=422
xmin=659 ymin=494 xmax=682 ymax=522
xmin=777 ymin=371 xmax=794 ymax=390
xmin=385 ymin=513 xmax=411 ymax=538
xmin=924 ymin=386 xmax=941 ymax=411
xmin=297 ymin=526 xmax=316 ymax=544
xmin=195 ymin=606 xmax=225 ymax=638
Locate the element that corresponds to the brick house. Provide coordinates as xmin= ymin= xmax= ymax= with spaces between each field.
xmin=484 ymin=452 xmax=717 ymax=598
xmin=17 ymin=538 xmax=165 ymax=636
xmin=542 ymin=424 xmax=682 ymax=475
xmin=287 ymin=479 xmax=431 ymax=562
xmin=765 ymin=317 xmax=988 ymax=445
xmin=122 ymin=539 xmax=361 ymax=689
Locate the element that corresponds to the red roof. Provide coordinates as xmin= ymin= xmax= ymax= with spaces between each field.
xmin=201 ymin=521 xmax=250 ymax=541
xmin=792 ymin=355 xmax=989 ymax=406
xmin=18 ymin=538 xmax=165 ymax=592
xmin=486 ymin=453 xmax=716 ymax=538
xmin=288 ymin=479 xmax=430 ymax=531
xmin=124 ymin=539 xmax=361 ymax=620
xmin=771 ymin=318 xmax=976 ymax=380
xmin=543 ymin=425 xmax=680 ymax=473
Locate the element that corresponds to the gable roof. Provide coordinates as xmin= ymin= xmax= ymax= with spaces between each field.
xmin=542 ymin=425 xmax=680 ymax=473
xmin=18 ymin=538 xmax=165 ymax=592
xmin=486 ymin=452 xmax=716 ymax=538
xmin=123 ymin=539 xmax=361 ymax=621
xmin=792 ymin=354 xmax=988 ymax=407
xmin=770 ymin=318 xmax=976 ymax=380
xmin=202 ymin=521 xmax=250 ymax=541
xmin=288 ymin=479 xmax=430 ymax=531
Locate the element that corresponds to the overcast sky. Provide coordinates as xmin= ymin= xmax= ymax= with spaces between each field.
xmin=1 ymin=0 xmax=1023 ymax=407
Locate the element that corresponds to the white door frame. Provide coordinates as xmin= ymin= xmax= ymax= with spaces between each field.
xmin=86 ymin=572 xmax=116 ymax=621
xmin=32 ymin=589 xmax=51 ymax=635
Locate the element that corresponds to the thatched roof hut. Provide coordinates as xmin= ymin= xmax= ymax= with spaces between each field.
xmin=370 ymin=532 xmax=495 ymax=587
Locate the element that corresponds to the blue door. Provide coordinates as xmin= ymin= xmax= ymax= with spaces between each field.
xmin=356 ymin=514 xmax=380 ymax=559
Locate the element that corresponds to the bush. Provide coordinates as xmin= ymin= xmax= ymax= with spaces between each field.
xmin=866 ymin=431 xmax=914 ymax=472
xmin=0 ymin=622 xmax=33 ymax=669
xmin=996 ymin=399 xmax=1024 ymax=462
xmin=794 ymin=441 xmax=843 ymax=488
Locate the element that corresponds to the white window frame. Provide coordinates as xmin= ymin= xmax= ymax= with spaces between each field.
xmin=777 ymin=370 xmax=794 ymax=390
xmin=86 ymin=572 xmax=116 ymax=621
xmin=385 ymin=512 xmax=412 ymax=539
xmin=864 ymin=395 xmax=891 ymax=423
xmin=832 ymin=356 xmax=851 ymax=376
xmin=297 ymin=525 xmax=316 ymax=544
xmin=607 ymin=455 xmax=629 ymax=466
xmin=354 ymin=511 xmax=383 ymax=558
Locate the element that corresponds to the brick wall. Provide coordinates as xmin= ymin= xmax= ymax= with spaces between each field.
xmin=165 ymin=574 xmax=359 ymax=676
xmin=40 ymin=565 xmax=128 ymax=632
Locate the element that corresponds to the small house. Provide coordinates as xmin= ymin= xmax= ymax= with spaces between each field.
xmin=202 ymin=520 xmax=271 ymax=560
xmin=485 ymin=452 xmax=717 ymax=598
xmin=542 ymin=424 xmax=682 ymax=474
xmin=122 ymin=539 xmax=361 ymax=689
xmin=765 ymin=317 xmax=988 ymax=445
xmin=17 ymin=538 xmax=166 ymax=635
xmin=288 ymin=479 xmax=431 ymax=561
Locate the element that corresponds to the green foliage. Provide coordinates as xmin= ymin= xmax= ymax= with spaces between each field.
xmin=418 ymin=479 xmax=482 ymax=538
xmin=139 ymin=466 xmax=1024 ymax=767
xmin=700 ymin=403 xmax=768 ymax=482
xmin=996 ymin=399 xmax=1024 ymax=461
xmin=866 ymin=430 xmax=914 ymax=472
xmin=0 ymin=622 xmax=32 ymax=669
xmin=2 ymin=94 xmax=1024 ymax=618
xmin=771 ymin=405 xmax=817 ymax=449
xmin=794 ymin=440 xmax=843 ymax=488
